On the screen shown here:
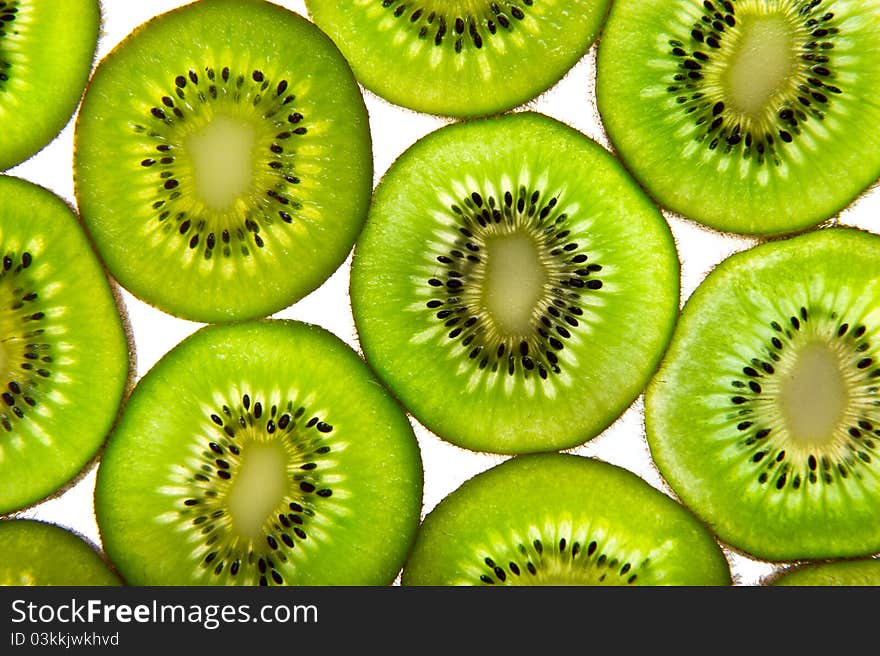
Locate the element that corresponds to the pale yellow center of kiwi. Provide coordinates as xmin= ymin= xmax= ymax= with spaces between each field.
xmin=481 ymin=232 xmax=548 ymax=336
xmin=777 ymin=341 xmax=848 ymax=446
xmin=721 ymin=14 xmax=798 ymax=117
xmin=225 ymin=439 xmax=288 ymax=539
xmin=0 ymin=279 xmax=31 ymax=378
xmin=183 ymin=114 xmax=257 ymax=211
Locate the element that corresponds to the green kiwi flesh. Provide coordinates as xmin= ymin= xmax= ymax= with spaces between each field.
xmin=0 ymin=175 xmax=129 ymax=514
xmin=768 ymin=558 xmax=880 ymax=586
xmin=645 ymin=227 xmax=880 ymax=561
xmin=95 ymin=320 xmax=423 ymax=586
xmin=402 ymin=453 xmax=731 ymax=586
xmin=351 ymin=112 xmax=679 ymax=454
xmin=596 ymin=0 xmax=880 ymax=235
xmin=0 ymin=1 xmax=99 ymax=171
xmin=74 ymin=0 xmax=372 ymax=322
xmin=0 ymin=519 xmax=120 ymax=585
xmin=305 ymin=0 xmax=611 ymax=117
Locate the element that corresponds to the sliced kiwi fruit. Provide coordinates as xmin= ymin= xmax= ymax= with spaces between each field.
xmin=0 ymin=175 xmax=129 ymax=514
xmin=645 ymin=227 xmax=880 ymax=562
xmin=95 ymin=320 xmax=423 ymax=586
xmin=305 ymin=0 xmax=611 ymax=117
xmin=596 ymin=0 xmax=880 ymax=235
xmin=351 ymin=111 xmax=679 ymax=454
xmin=0 ymin=1 xmax=100 ymax=171
xmin=768 ymin=558 xmax=880 ymax=586
xmin=0 ymin=519 xmax=121 ymax=585
xmin=402 ymin=453 xmax=731 ymax=586
xmin=74 ymin=0 xmax=372 ymax=323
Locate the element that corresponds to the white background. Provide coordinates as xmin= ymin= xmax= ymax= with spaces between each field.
xmin=9 ymin=0 xmax=880 ymax=586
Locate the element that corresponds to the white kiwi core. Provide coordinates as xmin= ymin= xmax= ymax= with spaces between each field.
xmin=777 ymin=341 xmax=848 ymax=446
xmin=722 ymin=14 xmax=797 ymax=117
xmin=184 ymin=114 xmax=256 ymax=210
xmin=482 ymin=232 xmax=548 ymax=336
xmin=226 ymin=440 xmax=288 ymax=539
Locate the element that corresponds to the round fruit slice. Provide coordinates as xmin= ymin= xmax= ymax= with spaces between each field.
xmin=0 ymin=519 xmax=121 ymax=585
xmin=351 ymin=112 xmax=679 ymax=454
xmin=768 ymin=558 xmax=880 ymax=586
xmin=305 ymin=0 xmax=611 ymax=117
xmin=402 ymin=453 xmax=731 ymax=586
xmin=0 ymin=1 xmax=100 ymax=171
xmin=596 ymin=0 xmax=880 ymax=235
xmin=95 ymin=320 xmax=423 ymax=586
xmin=74 ymin=0 xmax=372 ymax=322
xmin=645 ymin=227 xmax=880 ymax=561
xmin=0 ymin=175 xmax=129 ymax=514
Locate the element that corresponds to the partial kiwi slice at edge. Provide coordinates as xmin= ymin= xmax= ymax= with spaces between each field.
xmin=596 ymin=0 xmax=880 ymax=235
xmin=0 ymin=519 xmax=121 ymax=586
xmin=402 ymin=453 xmax=732 ymax=586
xmin=767 ymin=558 xmax=880 ymax=586
xmin=306 ymin=0 xmax=612 ymax=117
xmin=74 ymin=0 xmax=372 ymax=322
xmin=0 ymin=1 xmax=100 ymax=170
xmin=351 ymin=111 xmax=679 ymax=454
xmin=0 ymin=175 xmax=130 ymax=515
xmin=645 ymin=227 xmax=880 ymax=562
xmin=95 ymin=320 xmax=423 ymax=586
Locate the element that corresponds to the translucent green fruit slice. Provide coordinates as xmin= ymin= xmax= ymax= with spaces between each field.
xmin=75 ymin=0 xmax=372 ymax=322
xmin=0 ymin=520 xmax=120 ymax=585
xmin=646 ymin=227 xmax=880 ymax=561
xmin=402 ymin=454 xmax=731 ymax=586
xmin=0 ymin=1 xmax=99 ymax=170
xmin=306 ymin=0 xmax=611 ymax=117
xmin=0 ymin=176 xmax=129 ymax=514
xmin=351 ymin=112 xmax=679 ymax=454
xmin=597 ymin=0 xmax=880 ymax=235
xmin=95 ymin=320 xmax=423 ymax=586
xmin=769 ymin=558 xmax=880 ymax=586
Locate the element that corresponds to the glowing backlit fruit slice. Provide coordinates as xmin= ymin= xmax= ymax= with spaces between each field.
xmin=0 ymin=1 xmax=100 ymax=170
xmin=646 ymin=227 xmax=880 ymax=561
xmin=403 ymin=454 xmax=731 ymax=586
xmin=597 ymin=0 xmax=880 ymax=234
xmin=306 ymin=0 xmax=612 ymax=117
xmin=96 ymin=320 xmax=423 ymax=586
xmin=75 ymin=0 xmax=372 ymax=322
xmin=351 ymin=112 xmax=679 ymax=454
xmin=0 ymin=519 xmax=121 ymax=585
xmin=0 ymin=175 xmax=129 ymax=514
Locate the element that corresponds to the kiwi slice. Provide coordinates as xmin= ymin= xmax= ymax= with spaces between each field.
xmin=596 ymin=0 xmax=880 ymax=235
xmin=351 ymin=112 xmax=679 ymax=454
xmin=0 ymin=175 xmax=129 ymax=514
xmin=0 ymin=1 xmax=100 ymax=171
xmin=402 ymin=453 xmax=731 ymax=586
xmin=768 ymin=558 xmax=880 ymax=586
xmin=95 ymin=320 xmax=423 ymax=586
xmin=0 ymin=519 xmax=121 ymax=585
xmin=74 ymin=0 xmax=372 ymax=323
xmin=645 ymin=227 xmax=880 ymax=562
xmin=305 ymin=0 xmax=611 ymax=117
